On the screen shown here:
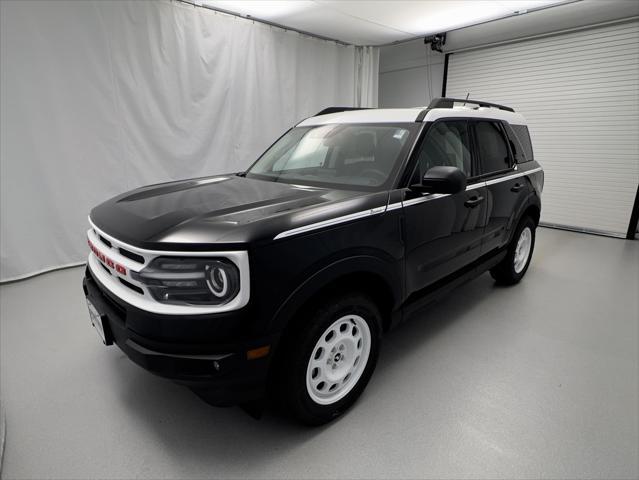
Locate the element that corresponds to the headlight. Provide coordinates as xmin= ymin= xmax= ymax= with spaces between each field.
xmin=131 ymin=257 xmax=240 ymax=306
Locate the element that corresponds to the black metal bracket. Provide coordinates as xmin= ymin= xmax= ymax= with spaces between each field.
xmin=626 ymin=184 xmax=639 ymax=240
xmin=424 ymin=33 xmax=446 ymax=53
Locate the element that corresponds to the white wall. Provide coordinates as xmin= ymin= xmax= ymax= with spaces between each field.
xmin=0 ymin=0 xmax=378 ymax=281
xmin=378 ymin=39 xmax=444 ymax=108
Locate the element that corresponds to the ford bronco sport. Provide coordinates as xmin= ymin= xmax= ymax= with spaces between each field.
xmin=82 ymin=97 xmax=543 ymax=425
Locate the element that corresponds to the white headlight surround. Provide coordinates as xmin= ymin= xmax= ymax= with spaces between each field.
xmin=131 ymin=257 xmax=241 ymax=306
xmin=87 ymin=218 xmax=251 ymax=315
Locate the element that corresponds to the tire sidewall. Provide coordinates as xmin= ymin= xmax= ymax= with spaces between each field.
xmin=287 ymin=294 xmax=381 ymax=424
xmin=507 ymin=217 xmax=536 ymax=282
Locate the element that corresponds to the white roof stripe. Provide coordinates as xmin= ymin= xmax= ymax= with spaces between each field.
xmin=298 ymin=106 xmax=526 ymax=126
xmin=298 ymin=108 xmax=424 ymax=126
xmin=425 ymin=107 xmax=527 ymax=124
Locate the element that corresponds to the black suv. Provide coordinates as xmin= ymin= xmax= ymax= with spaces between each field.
xmin=83 ymin=98 xmax=543 ymax=424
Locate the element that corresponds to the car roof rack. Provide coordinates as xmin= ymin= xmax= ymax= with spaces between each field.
xmin=315 ymin=107 xmax=372 ymax=116
xmin=428 ymin=97 xmax=515 ymax=112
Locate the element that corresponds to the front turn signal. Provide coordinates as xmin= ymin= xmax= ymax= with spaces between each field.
xmin=246 ymin=345 xmax=270 ymax=360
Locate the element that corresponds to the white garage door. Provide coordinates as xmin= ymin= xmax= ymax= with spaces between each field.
xmin=446 ymin=20 xmax=639 ymax=238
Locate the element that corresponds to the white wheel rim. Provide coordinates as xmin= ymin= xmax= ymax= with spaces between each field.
xmin=513 ymin=227 xmax=532 ymax=273
xmin=305 ymin=314 xmax=371 ymax=405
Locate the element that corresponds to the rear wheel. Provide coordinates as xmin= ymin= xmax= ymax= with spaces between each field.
xmin=490 ymin=216 xmax=536 ymax=285
xmin=279 ymin=293 xmax=381 ymax=425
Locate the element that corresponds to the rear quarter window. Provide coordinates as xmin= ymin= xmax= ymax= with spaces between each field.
xmin=475 ymin=121 xmax=512 ymax=174
xmin=508 ymin=124 xmax=534 ymax=163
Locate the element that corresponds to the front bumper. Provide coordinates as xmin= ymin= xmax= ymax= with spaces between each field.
xmin=82 ymin=267 xmax=276 ymax=406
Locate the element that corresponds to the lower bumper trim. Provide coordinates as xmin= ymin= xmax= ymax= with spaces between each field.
xmin=125 ymin=339 xmax=233 ymax=362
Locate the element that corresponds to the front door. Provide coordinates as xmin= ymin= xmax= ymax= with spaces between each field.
xmin=402 ymin=120 xmax=488 ymax=297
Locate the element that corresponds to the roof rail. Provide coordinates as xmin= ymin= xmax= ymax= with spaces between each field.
xmin=428 ymin=97 xmax=515 ymax=112
xmin=315 ymin=107 xmax=372 ymax=116
xmin=415 ymin=108 xmax=429 ymax=122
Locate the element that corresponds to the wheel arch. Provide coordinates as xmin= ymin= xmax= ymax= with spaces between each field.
xmin=269 ymin=255 xmax=402 ymax=336
xmin=265 ymin=257 xmax=399 ymax=401
xmin=509 ymin=193 xmax=541 ymax=244
xmin=523 ymin=202 xmax=541 ymax=226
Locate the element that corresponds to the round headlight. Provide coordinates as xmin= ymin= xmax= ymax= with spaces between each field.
xmin=206 ymin=264 xmax=229 ymax=298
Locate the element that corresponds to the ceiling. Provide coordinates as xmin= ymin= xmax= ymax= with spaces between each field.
xmin=201 ymin=0 xmax=572 ymax=45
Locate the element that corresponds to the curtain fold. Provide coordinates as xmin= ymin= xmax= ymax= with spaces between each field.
xmin=355 ymin=46 xmax=380 ymax=107
xmin=0 ymin=0 xmax=379 ymax=281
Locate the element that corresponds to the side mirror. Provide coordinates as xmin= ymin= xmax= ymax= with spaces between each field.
xmin=410 ymin=166 xmax=467 ymax=195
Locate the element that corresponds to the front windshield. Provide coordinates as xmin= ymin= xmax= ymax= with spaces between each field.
xmin=246 ymin=123 xmax=419 ymax=190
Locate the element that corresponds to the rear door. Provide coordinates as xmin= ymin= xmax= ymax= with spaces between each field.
xmin=473 ymin=120 xmax=531 ymax=254
xmin=401 ymin=120 xmax=489 ymax=296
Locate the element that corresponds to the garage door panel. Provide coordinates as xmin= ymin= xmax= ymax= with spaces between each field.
xmin=532 ymin=127 xmax=639 ymax=134
xmin=452 ymin=49 xmax=639 ymax=75
xmin=459 ymin=81 xmax=638 ymax=98
xmin=449 ymin=59 xmax=639 ymax=85
xmin=524 ymin=111 xmax=638 ymax=120
xmin=450 ymin=83 xmax=636 ymax=102
xmin=453 ymin=42 xmax=639 ymax=68
xmin=453 ymin=25 xmax=639 ymax=62
xmin=450 ymin=71 xmax=639 ymax=90
xmin=450 ymin=43 xmax=639 ymax=68
xmin=447 ymin=21 xmax=639 ymax=237
xmin=532 ymin=116 xmax=639 ymax=124
xmin=457 ymin=77 xmax=639 ymax=94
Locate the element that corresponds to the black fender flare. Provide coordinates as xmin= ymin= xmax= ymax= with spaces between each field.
xmin=508 ymin=191 xmax=541 ymax=244
xmin=268 ymin=254 xmax=402 ymax=333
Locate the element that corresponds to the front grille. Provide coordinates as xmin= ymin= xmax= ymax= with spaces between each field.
xmin=87 ymin=267 xmax=127 ymax=319
xmin=98 ymin=235 xmax=112 ymax=248
xmin=99 ymin=262 xmax=111 ymax=275
xmin=119 ymin=247 xmax=145 ymax=264
xmin=119 ymin=277 xmax=144 ymax=295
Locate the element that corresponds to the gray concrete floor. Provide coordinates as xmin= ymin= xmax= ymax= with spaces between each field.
xmin=0 ymin=227 xmax=637 ymax=479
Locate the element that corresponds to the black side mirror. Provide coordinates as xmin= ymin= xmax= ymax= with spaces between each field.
xmin=410 ymin=166 xmax=467 ymax=195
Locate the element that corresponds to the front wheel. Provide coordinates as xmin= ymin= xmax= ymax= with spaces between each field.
xmin=490 ymin=216 xmax=536 ymax=285
xmin=279 ymin=293 xmax=381 ymax=425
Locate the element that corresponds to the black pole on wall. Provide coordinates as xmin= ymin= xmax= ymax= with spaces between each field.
xmin=626 ymin=184 xmax=639 ymax=240
xmin=442 ymin=53 xmax=450 ymax=97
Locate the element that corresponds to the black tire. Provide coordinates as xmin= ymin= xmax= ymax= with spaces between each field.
xmin=490 ymin=216 xmax=536 ymax=285
xmin=277 ymin=292 xmax=381 ymax=425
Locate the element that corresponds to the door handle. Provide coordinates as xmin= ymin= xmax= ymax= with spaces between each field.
xmin=511 ymin=183 xmax=525 ymax=192
xmin=464 ymin=196 xmax=484 ymax=208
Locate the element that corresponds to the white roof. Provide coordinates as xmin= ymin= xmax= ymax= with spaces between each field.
xmin=299 ymin=105 xmax=527 ymax=126
xmin=298 ymin=108 xmax=424 ymax=126
xmin=426 ymin=106 xmax=527 ymax=124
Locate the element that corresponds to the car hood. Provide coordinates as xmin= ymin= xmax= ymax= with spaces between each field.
xmin=90 ymin=175 xmax=386 ymax=249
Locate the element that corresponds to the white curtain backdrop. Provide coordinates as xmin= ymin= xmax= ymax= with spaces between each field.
xmin=355 ymin=46 xmax=379 ymax=108
xmin=0 ymin=0 xmax=379 ymax=282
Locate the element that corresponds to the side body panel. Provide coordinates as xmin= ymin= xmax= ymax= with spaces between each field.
xmin=251 ymin=206 xmax=405 ymax=334
xmin=401 ymin=185 xmax=488 ymax=296
xmin=394 ymin=118 xmax=488 ymax=299
xmin=481 ymin=171 xmax=532 ymax=253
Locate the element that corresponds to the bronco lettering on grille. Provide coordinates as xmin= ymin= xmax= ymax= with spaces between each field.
xmin=88 ymin=239 xmax=127 ymax=276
